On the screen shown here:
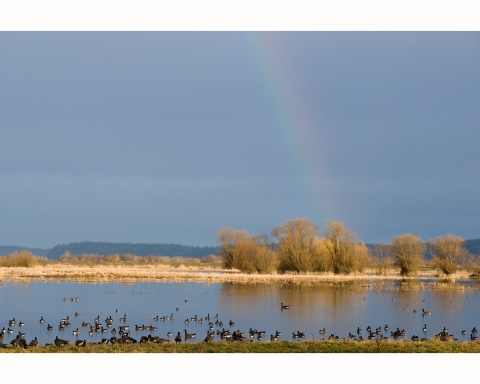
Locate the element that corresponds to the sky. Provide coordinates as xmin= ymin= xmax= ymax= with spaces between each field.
xmin=1 ymin=31 xmax=480 ymax=248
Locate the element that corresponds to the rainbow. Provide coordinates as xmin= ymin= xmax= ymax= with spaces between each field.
xmin=245 ymin=32 xmax=332 ymax=225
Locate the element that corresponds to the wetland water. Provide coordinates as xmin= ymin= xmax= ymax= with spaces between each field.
xmin=1 ymin=279 xmax=479 ymax=346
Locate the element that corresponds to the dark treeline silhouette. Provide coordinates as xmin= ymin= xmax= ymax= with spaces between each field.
xmin=46 ymin=242 xmax=218 ymax=259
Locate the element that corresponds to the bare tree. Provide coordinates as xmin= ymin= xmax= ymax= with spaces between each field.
xmin=391 ymin=234 xmax=426 ymax=276
xmin=323 ymin=221 xmax=357 ymax=275
xmin=429 ymin=234 xmax=466 ymax=275
xmin=271 ymin=218 xmax=319 ymax=273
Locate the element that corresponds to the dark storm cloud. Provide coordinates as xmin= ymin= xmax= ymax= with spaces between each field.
xmin=1 ymin=32 xmax=479 ymax=247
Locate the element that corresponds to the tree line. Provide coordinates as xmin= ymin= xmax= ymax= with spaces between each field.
xmin=217 ymin=218 xmax=475 ymax=276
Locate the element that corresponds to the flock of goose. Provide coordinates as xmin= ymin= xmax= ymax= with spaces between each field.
xmin=1 ymin=301 xmax=479 ymax=349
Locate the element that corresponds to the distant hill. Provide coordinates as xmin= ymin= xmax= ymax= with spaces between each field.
xmin=46 ymin=241 xmax=218 ymax=260
xmin=0 ymin=245 xmax=50 ymax=256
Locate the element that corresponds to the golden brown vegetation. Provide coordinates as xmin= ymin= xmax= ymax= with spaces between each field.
xmin=429 ymin=234 xmax=466 ymax=276
xmin=0 ymin=251 xmax=38 ymax=268
xmin=392 ymin=234 xmax=426 ymax=276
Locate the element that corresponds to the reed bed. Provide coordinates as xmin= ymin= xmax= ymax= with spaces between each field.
xmin=2 ymin=340 xmax=480 ymax=353
xmin=0 ymin=263 xmax=477 ymax=290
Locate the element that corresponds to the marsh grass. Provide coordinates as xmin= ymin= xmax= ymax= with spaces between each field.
xmin=0 ymin=251 xmax=38 ymax=268
xmin=3 ymin=340 xmax=480 ymax=353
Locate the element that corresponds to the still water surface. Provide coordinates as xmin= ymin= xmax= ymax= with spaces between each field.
xmin=1 ymin=280 xmax=479 ymax=345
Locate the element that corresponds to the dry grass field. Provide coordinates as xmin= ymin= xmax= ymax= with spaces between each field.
xmin=0 ymin=261 xmax=476 ymax=289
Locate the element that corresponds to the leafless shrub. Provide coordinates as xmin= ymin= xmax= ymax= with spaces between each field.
xmin=392 ymin=234 xmax=426 ymax=276
xmin=0 ymin=251 xmax=38 ymax=268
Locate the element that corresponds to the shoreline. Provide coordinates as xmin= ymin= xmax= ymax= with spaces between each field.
xmin=0 ymin=263 xmax=477 ymax=289
xmin=1 ymin=339 xmax=480 ymax=353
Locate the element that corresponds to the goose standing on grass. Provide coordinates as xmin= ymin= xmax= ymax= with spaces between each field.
xmin=29 ymin=337 xmax=38 ymax=347
xmin=281 ymin=303 xmax=290 ymax=310
xmin=54 ymin=336 xmax=69 ymax=347
xmin=75 ymin=339 xmax=87 ymax=347
xmin=175 ymin=332 xmax=182 ymax=344
xmin=204 ymin=331 xmax=214 ymax=343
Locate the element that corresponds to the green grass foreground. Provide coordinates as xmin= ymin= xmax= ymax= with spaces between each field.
xmin=2 ymin=340 xmax=480 ymax=353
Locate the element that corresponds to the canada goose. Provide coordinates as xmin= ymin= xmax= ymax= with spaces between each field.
xmin=11 ymin=338 xmax=27 ymax=348
xmin=153 ymin=316 xmax=159 ymax=321
xmin=7 ymin=328 xmax=13 ymax=334
xmin=214 ymin=314 xmax=219 ymax=320
xmin=29 ymin=337 xmax=38 ymax=347
xmin=111 ymin=328 xmax=117 ymax=334
xmin=61 ymin=316 xmax=69 ymax=323
xmin=175 ymin=332 xmax=182 ymax=344
xmin=19 ymin=321 xmax=24 ymax=327
xmin=184 ymin=329 xmax=196 ymax=339
xmin=229 ymin=320 xmax=235 ymax=326
xmin=191 ymin=315 xmax=197 ymax=321
xmin=119 ymin=325 xmax=129 ymax=331
xmin=9 ymin=318 xmax=15 ymax=326
xmin=17 ymin=331 xmax=25 ymax=338
xmin=54 ymin=336 xmax=69 ymax=347
xmin=411 ymin=335 xmax=419 ymax=341
xmin=75 ymin=297 xmax=79 ymax=302
xmin=116 ymin=309 xmax=120 ymax=313
xmin=75 ymin=312 xmax=82 ymax=317
xmin=185 ymin=319 xmax=189 ymax=324
xmin=204 ymin=331 xmax=214 ymax=343
xmin=292 ymin=332 xmax=299 ymax=338
xmin=63 ymin=297 xmax=66 ymax=301
xmin=472 ymin=327 xmax=477 ymax=334
xmin=167 ymin=331 xmax=172 ymax=337
xmin=120 ymin=314 xmax=127 ymax=322
xmin=75 ymin=339 xmax=87 ymax=347
xmin=422 ymin=324 xmax=427 ymax=333
xmin=384 ymin=324 xmax=389 ymax=331
xmin=135 ymin=324 xmax=143 ymax=331
xmin=281 ymin=303 xmax=290 ymax=310
xmin=58 ymin=323 xmax=65 ymax=330
xmin=205 ymin=314 xmax=210 ymax=321
xmin=176 ymin=308 xmax=180 ymax=311
xmin=462 ymin=330 xmax=467 ymax=335
xmin=366 ymin=326 xmax=372 ymax=333
xmin=471 ymin=334 xmax=479 ymax=341
xmin=257 ymin=334 xmax=263 ymax=341
xmin=47 ymin=324 xmax=53 ymax=331
xmin=356 ymin=327 xmax=362 ymax=334
xmin=296 ymin=331 xmax=305 ymax=338
xmin=70 ymin=297 xmax=74 ymax=302
xmin=198 ymin=318 xmax=203 ymax=324
xmin=1 ymin=327 xmax=5 ymax=334
xmin=319 ymin=328 xmax=326 ymax=334
xmin=166 ymin=313 xmax=174 ymax=320
xmin=94 ymin=315 xmax=100 ymax=323
xmin=421 ymin=308 xmax=432 ymax=315
xmin=270 ymin=334 xmax=279 ymax=342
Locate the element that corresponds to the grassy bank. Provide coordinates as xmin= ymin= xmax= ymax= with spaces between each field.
xmin=2 ymin=340 xmax=480 ymax=353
